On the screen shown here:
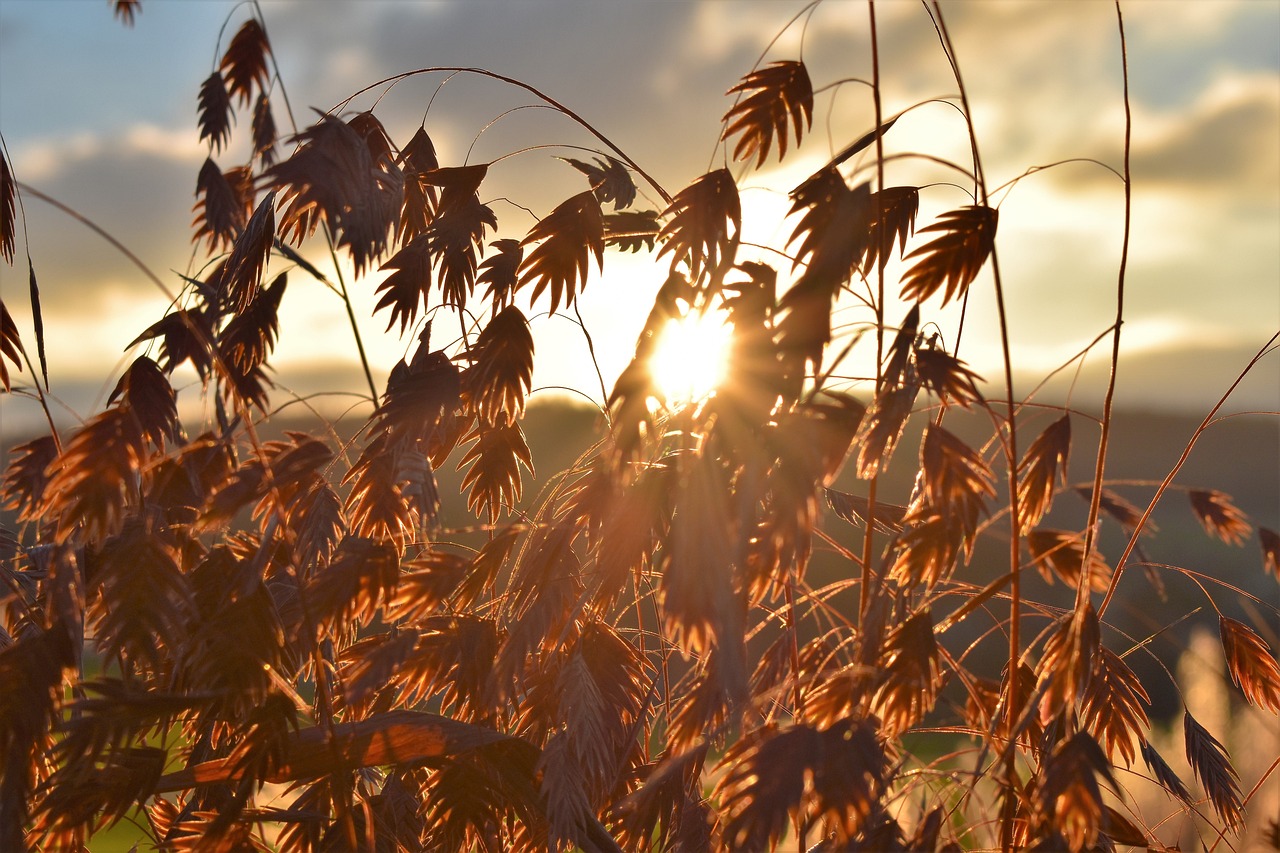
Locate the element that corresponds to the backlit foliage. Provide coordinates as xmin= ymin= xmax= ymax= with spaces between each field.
xmin=1 ymin=3 xmax=1277 ymax=852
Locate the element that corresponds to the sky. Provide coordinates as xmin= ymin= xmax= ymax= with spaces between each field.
xmin=0 ymin=0 xmax=1277 ymax=435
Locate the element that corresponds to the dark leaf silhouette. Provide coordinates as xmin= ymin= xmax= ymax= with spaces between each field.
xmin=560 ymin=155 xmax=636 ymax=210
xmin=862 ymin=185 xmax=919 ymax=273
xmin=221 ymin=190 xmax=276 ymax=314
xmin=197 ymin=71 xmax=233 ymax=153
xmin=657 ymin=168 xmax=740 ymax=278
xmin=219 ymin=19 xmax=272 ymax=107
xmin=463 ymin=304 xmax=534 ymax=426
xmin=604 ymin=209 xmax=660 ymax=253
xmin=517 ymin=190 xmax=604 ymax=315
xmin=1182 ymin=711 xmax=1243 ymax=832
xmin=1 ymin=147 xmax=15 ymax=264
xmin=1 ymin=298 xmax=26 ymax=391
xmin=900 ymin=206 xmax=997 ymax=305
xmin=193 ymin=159 xmax=253 ymax=253
xmin=477 ymin=237 xmax=522 ymax=309
xmin=1261 ymin=526 xmax=1280 ymax=578
xmin=374 ymin=235 xmax=431 ymax=334
xmin=723 ymin=60 xmax=814 ymax=167
xmin=112 ymin=0 xmax=141 ymax=26
xmin=251 ymin=93 xmax=277 ymax=166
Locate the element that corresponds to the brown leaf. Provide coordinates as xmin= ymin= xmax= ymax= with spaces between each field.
xmin=1027 ymin=529 xmax=1111 ymax=592
xmin=1016 ymin=414 xmax=1071 ymax=533
xmin=560 ymin=155 xmax=636 ymax=210
xmin=862 ymin=185 xmax=919 ymax=273
xmin=604 ymin=209 xmax=660 ymax=253
xmin=112 ymin=0 xmax=140 ymax=26
xmin=42 ymin=408 xmax=147 ymax=542
xmin=343 ymin=431 xmax=416 ymax=550
xmin=1 ymin=148 xmax=15 ymax=264
xmin=1261 ymin=526 xmax=1280 ymax=578
xmin=517 ymin=190 xmax=604 ymax=315
xmin=722 ymin=60 xmax=814 ymax=168
xmin=155 ymin=710 xmax=511 ymax=793
xmin=193 ymin=159 xmax=253 ymax=253
xmin=900 ymin=205 xmax=997 ymax=306
xmin=457 ymin=420 xmax=533 ymax=524
xmin=375 ymin=235 xmax=431 ymax=334
xmin=1037 ymin=731 xmax=1115 ymax=853
xmin=1 ymin=298 xmax=26 ymax=391
xmin=221 ymin=190 xmax=276 ymax=314
xmin=872 ymin=609 xmax=942 ymax=735
xmin=1182 ymin=711 xmax=1243 ymax=832
xmin=1080 ymin=646 xmax=1149 ymax=766
xmin=462 ymin=304 xmax=534 ymax=426
xmin=658 ymin=169 xmax=740 ymax=279
xmin=1188 ymin=489 xmax=1251 ymax=545
xmin=197 ymin=71 xmax=233 ymax=153
xmin=428 ymin=192 xmax=496 ymax=311
xmin=2 ymin=435 xmax=57 ymax=522
xmin=251 ymin=93 xmax=277 ymax=166
xmin=1140 ymin=738 xmax=1191 ymax=804
xmin=855 ymin=384 xmax=916 ymax=479
xmin=1219 ymin=615 xmax=1280 ymax=713
xmin=825 ymin=489 xmax=906 ymax=535
xmin=107 ymin=355 xmax=180 ymax=451
xmin=477 ymin=238 xmax=522 ymax=310
xmin=219 ymin=19 xmax=272 ymax=107
xmin=715 ymin=718 xmax=886 ymax=851
xmin=306 ymin=535 xmax=400 ymax=630
xmin=914 ymin=345 xmax=984 ymax=409
xmin=89 ymin=518 xmax=191 ymax=672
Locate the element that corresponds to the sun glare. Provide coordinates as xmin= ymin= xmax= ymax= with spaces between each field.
xmin=649 ymin=308 xmax=734 ymax=406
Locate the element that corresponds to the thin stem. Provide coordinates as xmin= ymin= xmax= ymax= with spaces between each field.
xmin=929 ymin=7 xmax=1020 ymax=848
xmin=330 ymin=67 xmax=672 ymax=206
xmin=859 ymin=0 xmax=885 ymax=624
xmin=1096 ymin=331 xmax=1280 ymax=618
xmin=1077 ymin=2 xmax=1132 ymax=611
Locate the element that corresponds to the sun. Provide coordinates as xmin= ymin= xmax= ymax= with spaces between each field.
xmin=649 ymin=307 xmax=734 ymax=406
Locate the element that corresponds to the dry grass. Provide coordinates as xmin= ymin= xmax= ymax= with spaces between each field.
xmin=0 ymin=2 xmax=1277 ymax=851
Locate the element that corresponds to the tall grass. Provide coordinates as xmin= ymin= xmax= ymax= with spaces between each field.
xmin=1 ymin=1 xmax=1277 ymax=850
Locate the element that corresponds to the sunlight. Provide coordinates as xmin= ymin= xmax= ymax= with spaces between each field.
xmin=649 ymin=308 xmax=734 ymax=406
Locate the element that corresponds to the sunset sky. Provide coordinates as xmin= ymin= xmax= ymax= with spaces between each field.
xmin=1 ymin=0 xmax=1277 ymax=433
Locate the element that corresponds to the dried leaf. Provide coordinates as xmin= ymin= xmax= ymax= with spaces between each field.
xmin=722 ymin=60 xmax=814 ymax=167
xmin=375 ymin=235 xmax=431 ymax=334
xmin=112 ymin=0 xmax=141 ymax=26
xmin=658 ymin=168 xmax=740 ymax=279
xmin=457 ymin=420 xmax=533 ymax=524
xmin=517 ymin=190 xmax=604 ymax=315
xmin=1037 ymin=731 xmax=1115 ymax=853
xmin=1188 ymin=489 xmax=1251 ymax=545
xmin=197 ymin=71 xmax=233 ymax=153
xmin=1261 ymin=526 xmax=1280 ymax=578
xmin=862 ymin=185 xmax=919 ymax=273
xmin=222 ymin=190 xmax=276 ymax=314
xmin=1 ymin=148 xmax=15 ymax=264
xmin=1140 ymin=738 xmax=1191 ymax=804
xmin=914 ymin=345 xmax=984 ymax=409
xmin=463 ymin=304 xmax=534 ymax=426
xmin=1219 ymin=615 xmax=1280 ymax=713
xmin=107 ymin=355 xmax=180 ymax=451
xmin=1080 ymin=646 xmax=1149 ymax=766
xmin=1016 ymin=414 xmax=1071 ymax=533
xmin=1 ymin=298 xmax=26 ymax=391
xmin=1182 ymin=711 xmax=1243 ymax=832
xmin=560 ymin=155 xmax=636 ymax=210
xmin=219 ymin=19 xmax=272 ymax=107
xmin=900 ymin=206 xmax=997 ymax=306
xmin=604 ymin=209 xmax=660 ymax=253
xmin=825 ymin=489 xmax=906 ymax=535
xmin=251 ymin=93 xmax=277 ymax=166
xmin=477 ymin=237 xmax=522 ymax=310
xmin=1027 ymin=529 xmax=1111 ymax=592
xmin=872 ymin=609 xmax=941 ymax=735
